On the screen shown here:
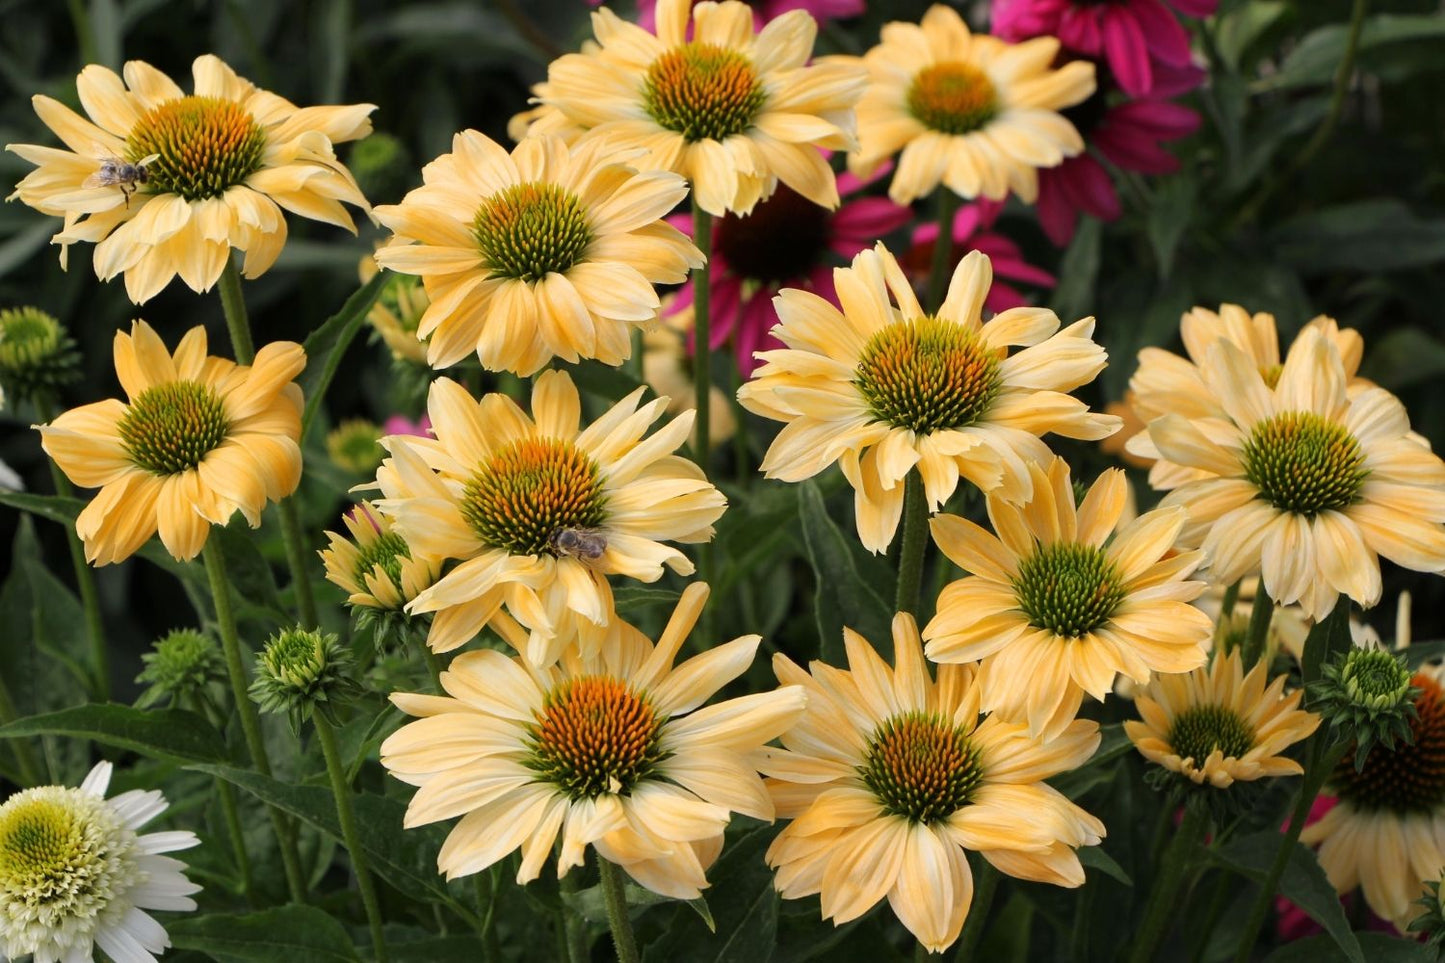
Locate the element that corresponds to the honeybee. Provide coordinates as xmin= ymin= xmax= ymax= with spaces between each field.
xmin=550 ymin=527 xmax=608 ymax=560
xmin=82 ymin=153 xmax=159 ymax=207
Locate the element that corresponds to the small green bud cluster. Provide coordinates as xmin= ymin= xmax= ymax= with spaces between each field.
xmin=250 ymin=627 xmax=361 ymax=731
xmin=135 ymin=629 xmax=224 ymax=708
xmin=1310 ymin=645 xmax=1419 ymax=770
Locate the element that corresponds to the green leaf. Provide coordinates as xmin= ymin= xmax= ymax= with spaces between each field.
xmin=168 ymin=905 xmax=361 ymax=962
xmin=1146 ymin=176 xmax=1196 ymax=280
xmin=300 ymin=271 xmax=393 ymax=437
xmin=613 ymin=586 xmax=683 ymax=611
xmin=1079 ymin=845 xmax=1132 ymax=886
xmin=1406 ymin=639 xmax=1445 ymax=668
xmin=563 ymin=879 xmax=714 ymax=930
xmin=644 ymin=825 xmax=779 ymax=963
xmin=1270 ymin=200 xmax=1445 ymax=275
xmin=1050 ymin=723 xmax=1132 ymax=800
xmin=1049 ymin=216 xmax=1101 ymax=323
xmin=0 ymin=489 xmax=87 ymax=528
xmin=388 ymin=936 xmax=486 ymax=963
xmin=1215 ymin=1 xmax=1290 ymax=72
xmin=1213 ymin=832 xmax=1365 ymax=963
xmin=797 ymin=480 xmax=892 ymax=663
xmin=1301 ymin=597 xmax=1354 ymax=687
xmin=569 ymin=358 xmax=646 ymax=401
xmin=1261 ymin=932 xmax=1432 ymax=963
xmin=0 ymin=705 xmax=233 ymax=764
xmin=1265 ymin=15 xmax=1445 ymax=91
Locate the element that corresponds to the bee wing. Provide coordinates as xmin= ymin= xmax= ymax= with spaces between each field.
xmin=81 ymin=171 xmax=110 ymax=189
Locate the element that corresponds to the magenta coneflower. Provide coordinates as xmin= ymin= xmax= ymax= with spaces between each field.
xmin=992 ymin=0 xmax=1215 ymax=98
xmin=1035 ymin=61 xmax=1201 ymax=244
xmin=621 ymin=0 xmax=865 ymax=30
xmin=666 ymin=165 xmax=912 ymax=374
xmin=904 ymin=199 xmax=1056 ymax=310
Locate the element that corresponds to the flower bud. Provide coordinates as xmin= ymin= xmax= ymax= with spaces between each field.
xmin=0 ymin=306 xmax=81 ymax=406
xmin=1310 ymin=644 xmax=1420 ymax=770
xmin=135 ymin=628 xmax=224 ymax=708
xmin=250 ymin=627 xmax=360 ymax=730
xmin=326 ymin=418 xmax=384 ymax=475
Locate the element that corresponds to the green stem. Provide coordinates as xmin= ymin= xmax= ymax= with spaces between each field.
xmin=36 ymin=399 xmax=108 ymax=701
xmin=216 ymin=778 xmax=255 ymax=906
xmin=1218 ymin=580 xmax=1241 ymax=638
xmin=692 ymin=207 xmax=714 ymax=462
xmin=895 ymin=472 xmax=929 ymax=616
xmin=314 ymin=715 xmax=390 ymax=963
xmin=1232 ymin=740 xmax=1349 ymax=963
xmin=925 ymin=188 xmax=961 ymax=314
xmin=1241 ymin=585 xmax=1274 ymax=669
xmin=0 ymin=672 xmax=41 ymax=786
xmin=65 ymin=0 xmax=99 ymax=66
xmin=626 ymin=327 xmax=644 ymax=383
xmin=559 ymin=870 xmax=587 ymax=963
xmin=217 ymin=257 xmax=318 ymax=630
xmin=598 ymin=856 xmax=640 ymax=963
xmin=952 ymin=858 xmax=999 ymax=961
xmin=201 ymin=540 xmax=308 ymax=903
xmin=1129 ymin=802 xmax=1209 ymax=963
xmin=424 ymin=647 xmax=445 ymax=693
xmin=1190 ymin=871 xmax=1233 ymax=963
xmin=730 ymin=364 xmax=750 ymax=489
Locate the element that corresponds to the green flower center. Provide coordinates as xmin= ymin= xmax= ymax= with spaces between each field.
xmin=1166 ymin=704 xmax=1256 ymax=765
xmin=643 ymin=43 xmax=768 ymax=143
xmin=860 ymin=711 xmax=982 ymax=824
xmin=855 ymin=318 xmax=1002 ymax=434
xmin=526 ymin=675 xmax=667 ymax=799
xmin=1241 ymin=412 xmax=1368 ymax=516
xmin=1014 ymin=542 xmax=1125 ymax=638
xmin=0 ymin=308 xmax=62 ymax=370
xmin=126 ymin=95 xmax=267 ymax=202
xmin=352 ymin=531 xmax=410 ymax=589
xmin=0 ymin=788 xmax=132 ymax=919
xmin=1333 ymin=674 xmax=1445 ymax=813
xmin=907 ymin=62 xmax=999 ymax=136
xmin=326 ymin=419 xmax=384 ymax=474
xmin=1341 ymin=648 xmax=1413 ymax=711
xmin=460 ymin=437 xmax=608 ymax=557
xmin=118 ymin=380 xmax=231 ymax=476
xmin=473 ymin=182 xmax=593 ymax=283
xmin=138 ymin=628 xmax=220 ymax=695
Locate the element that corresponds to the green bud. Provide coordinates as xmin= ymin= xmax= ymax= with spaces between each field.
xmin=0 ymin=307 xmax=81 ymax=406
xmin=348 ymin=132 xmax=413 ymax=204
xmin=1310 ymin=645 xmax=1420 ymax=770
xmin=326 ymin=418 xmax=384 ymax=475
xmin=135 ymin=628 xmax=224 ymax=708
xmin=250 ymin=627 xmax=361 ymax=731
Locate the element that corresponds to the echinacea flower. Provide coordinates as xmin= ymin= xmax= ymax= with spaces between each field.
xmin=373 ymin=131 xmax=701 ymax=375
xmin=1132 ymin=327 xmax=1445 ymax=620
xmin=991 ymin=0 xmax=1216 ymax=98
xmin=373 ymin=370 xmax=726 ymax=665
xmin=515 ymin=0 xmax=866 ymax=216
xmin=6 ymin=55 xmax=372 ymax=303
xmin=902 ymin=199 xmax=1056 ymax=311
xmin=625 ymin=0 xmax=865 ymax=32
xmin=37 ymin=320 xmax=304 ymax=565
xmin=666 ymin=169 xmax=912 ymax=374
xmin=924 ymin=457 xmax=1212 ymax=737
xmin=738 ymin=244 xmax=1119 ymax=553
xmin=762 ymin=613 xmax=1105 ymax=953
xmin=0 ymin=761 xmax=200 ymax=963
xmin=1125 ymin=648 xmax=1319 ymax=789
xmin=361 ymin=256 xmax=429 ymax=366
xmin=380 ymin=583 xmax=805 ymax=898
xmin=1302 ymin=666 xmax=1445 ymax=933
xmin=848 ymin=4 xmax=1095 ymax=205
xmin=320 ymin=500 xmax=441 ymax=613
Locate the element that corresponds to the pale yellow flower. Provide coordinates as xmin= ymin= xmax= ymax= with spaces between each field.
xmin=762 ymin=613 xmax=1104 ymax=953
xmin=1302 ymin=666 xmax=1445 ymax=932
xmin=360 ymin=255 xmax=429 ymax=365
xmin=372 ymin=131 xmax=701 ymax=375
xmin=514 ymin=0 xmax=866 ymax=216
xmin=380 ymin=583 xmax=805 ymax=898
xmin=848 ymin=4 xmax=1094 ymax=205
xmin=1135 ymin=326 xmax=1445 ymax=619
xmin=319 ymin=500 xmax=440 ymax=611
xmin=1125 ymin=648 xmax=1319 ymax=788
xmin=372 ymin=370 xmax=726 ymax=665
xmin=739 ymin=244 xmax=1119 ymax=553
xmin=924 ymin=457 xmax=1212 ymax=738
xmin=7 ymin=55 xmax=372 ymax=303
xmin=37 ymin=320 xmax=303 ymax=564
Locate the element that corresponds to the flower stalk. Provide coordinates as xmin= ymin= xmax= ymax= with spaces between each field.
xmin=598 ymin=856 xmax=641 ymax=963
xmin=896 ymin=471 xmax=929 ymax=616
xmin=1129 ymin=801 xmax=1208 ymax=963
xmin=925 ymin=188 xmax=960 ymax=315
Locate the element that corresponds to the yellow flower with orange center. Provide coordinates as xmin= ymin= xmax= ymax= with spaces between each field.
xmin=513 ymin=0 xmax=866 ymax=216
xmin=847 ymin=5 xmax=1095 ymax=204
xmin=380 ymin=584 xmax=804 ymax=898
xmin=738 ymin=244 xmax=1119 ymax=553
xmin=6 ymin=55 xmax=372 ymax=303
xmin=761 ymin=613 xmax=1105 ymax=953
xmin=372 ymin=369 xmax=726 ymax=665
xmin=37 ymin=320 xmax=304 ymax=564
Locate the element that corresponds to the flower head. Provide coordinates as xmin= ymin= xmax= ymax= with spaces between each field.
xmin=6 ymin=55 xmax=373 ymax=303
xmin=135 ymin=628 xmax=224 ymax=708
xmin=739 ymin=244 xmax=1119 ymax=553
xmin=362 ymin=258 xmax=429 ymax=366
xmin=37 ymin=320 xmax=305 ymax=565
xmin=516 ymin=0 xmax=866 ymax=215
xmin=1135 ymin=326 xmax=1445 ymax=619
xmin=373 ymin=369 xmax=726 ymax=665
xmin=0 ymin=762 xmax=200 ymax=963
xmin=1125 ymin=648 xmax=1319 ymax=789
xmin=1313 ymin=641 xmax=1422 ymax=771
xmin=380 ymin=583 xmax=805 ymax=898
xmin=924 ymin=457 xmax=1212 ymax=737
xmin=250 ymin=627 xmax=362 ymax=730
xmin=373 ymin=132 xmax=701 ymax=375
xmin=849 ymin=5 xmax=1095 ymax=205
xmin=320 ymin=500 xmax=442 ymax=652
xmin=0 ymin=307 xmax=81 ymax=407
xmin=762 ymin=613 xmax=1104 ymax=953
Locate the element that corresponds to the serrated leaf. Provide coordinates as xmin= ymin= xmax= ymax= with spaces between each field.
xmin=0 ymin=705 xmax=233 ymax=764
xmin=168 ymin=905 xmax=361 ymax=962
xmin=797 ymin=480 xmax=892 ymax=663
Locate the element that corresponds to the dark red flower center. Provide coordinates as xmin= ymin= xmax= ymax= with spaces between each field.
xmin=713 ymin=184 xmax=831 ymax=285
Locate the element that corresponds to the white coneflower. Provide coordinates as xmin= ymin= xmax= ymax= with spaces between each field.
xmin=0 ymin=762 xmax=200 ymax=963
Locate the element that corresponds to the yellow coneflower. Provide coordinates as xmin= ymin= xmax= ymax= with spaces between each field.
xmin=762 ymin=613 xmax=1105 ymax=953
xmin=513 ymin=0 xmax=866 ymax=216
xmin=319 ymin=500 xmax=440 ymax=612
xmin=37 ymin=320 xmax=304 ymax=564
xmin=739 ymin=244 xmax=1119 ymax=553
xmin=381 ymin=583 xmax=805 ymax=898
xmin=848 ymin=4 xmax=1095 ymax=205
xmin=360 ymin=256 xmax=429 ymax=365
xmin=7 ymin=55 xmax=372 ymax=303
xmin=372 ymin=370 xmax=726 ymax=665
xmin=924 ymin=458 xmax=1212 ymax=737
xmin=372 ymin=131 xmax=701 ymax=375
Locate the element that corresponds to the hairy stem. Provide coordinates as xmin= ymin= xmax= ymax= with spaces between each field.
xmin=925 ymin=188 xmax=961 ymax=314
xmin=896 ymin=472 xmax=930 ymax=616
xmin=598 ymin=856 xmax=640 ymax=963
xmin=314 ymin=714 xmax=390 ymax=963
